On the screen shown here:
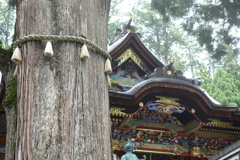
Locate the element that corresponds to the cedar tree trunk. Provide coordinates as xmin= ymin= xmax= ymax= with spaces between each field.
xmin=15 ymin=0 xmax=111 ymax=159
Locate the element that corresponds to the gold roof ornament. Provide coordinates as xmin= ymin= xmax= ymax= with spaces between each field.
xmin=139 ymin=102 xmax=144 ymax=107
xmin=190 ymin=147 xmax=201 ymax=157
xmin=206 ymin=118 xmax=233 ymax=127
xmin=112 ymin=140 xmax=121 ymax=151
xmin=191 ymin=108 xmax=196 ymax=114
xmin=130 ymin=16 xmax=133 ymax=20
xmin=110 ymin=107 xmax=127 ymax=117
xmin=155 ymin=96 xmax=180 ymax=105
xmin=115 ymin=48 xmax=145 ymax=70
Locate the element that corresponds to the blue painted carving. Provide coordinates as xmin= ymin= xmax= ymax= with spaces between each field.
xmin=146 ymin=102 xmax=185 ymax=113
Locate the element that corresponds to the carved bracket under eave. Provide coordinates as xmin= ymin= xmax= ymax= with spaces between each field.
xmin=183 ymin=119 xmax=203 ymax=134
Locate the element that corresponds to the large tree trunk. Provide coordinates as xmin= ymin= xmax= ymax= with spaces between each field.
xmin=15 ymin=0 xmax=111 ymax=159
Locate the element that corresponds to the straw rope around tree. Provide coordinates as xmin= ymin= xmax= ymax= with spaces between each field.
xmin=11 ymin=34 xmax=112 ymax=81
xmin=13 ymin=34 xmax=111 ymax=60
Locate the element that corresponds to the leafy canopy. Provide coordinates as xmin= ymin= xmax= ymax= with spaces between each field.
xmin=0 ymin=0 xmax=15 ymax=48
xmin=151 ymin=0 xmax=240 ymax=60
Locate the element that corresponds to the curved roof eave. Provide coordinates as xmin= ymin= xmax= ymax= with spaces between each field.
xmin=109 ymin=77 xmax=239 ymax=120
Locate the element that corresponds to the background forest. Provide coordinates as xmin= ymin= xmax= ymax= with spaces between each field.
xmin=1 ymin=0 xmax=240 ymax=108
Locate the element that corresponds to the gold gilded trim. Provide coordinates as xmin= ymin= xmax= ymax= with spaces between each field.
xmin=136 ymin=127 xmax=171 ymax=133
xmin=111 ymin=80 xmax=137 ymax=85
xmin=155 ymin=96 xmax=180 ymax=105
xmin=115 ymin=48 xmax=145 ymax=70
xmin=135 ymin=149 xmax=175 ymax=155
xmin=110 ymin=107 xmax=132 ymax=117
xmin=110 ymin=107 xmax=126 ymax=116
xmin=203 ymin=118 xmax=240 ymax=129
xmin=199 ymin=128 xmax=240 ymax=134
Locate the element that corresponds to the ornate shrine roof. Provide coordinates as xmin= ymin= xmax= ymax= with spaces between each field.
xmin=108 ymin=18 xmax=240 ymax=122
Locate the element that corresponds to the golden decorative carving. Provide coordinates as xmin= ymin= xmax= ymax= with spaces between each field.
xmin=204 ymin=118 xmax=237 ymax=129
xmin=111 ymin=118 xmax=122 ymax=122
xmin=190 ymin=147 xmax=201 ymax=157
xmin=110 ymin=107 xmax=127 ymax=117
xmin=155 ymin=96 xmax=180 ymax=105
xmin=115 ymin=48 xmax=145 ymax=70
xmin=126 ymin=29 xmax=131 ymax=33
xmin=112 ymin=140 xmax=121 ymax=151
xmin=184 ymin=119 xmax=202 ymax=133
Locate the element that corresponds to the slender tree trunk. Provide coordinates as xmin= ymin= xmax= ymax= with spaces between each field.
xmin=15 ymin=0 xmax=111 ymax=159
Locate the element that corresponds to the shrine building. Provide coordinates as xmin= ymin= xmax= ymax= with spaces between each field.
xmin=108 ymin=19 xmax=240 ymax=160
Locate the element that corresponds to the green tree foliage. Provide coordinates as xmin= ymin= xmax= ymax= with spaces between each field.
xmin=195 ymin=63 xmax=212 ymax=90
xmin=151 ymin=0 xmax=193 ymax=21
xmin=108 ymin=0 xmax=125 ymax=43
xmin=151 ymin=0 xmax=240 ymax=60
xmin=130 ymin=1 xmax=190 ymax=66
xmin=206 ymin=68 xmax=240 ymax=108
xmin=0 ymin=0 xmax=15 ymax=48
xmin=199 ymin=46 xmax=240 ymax=108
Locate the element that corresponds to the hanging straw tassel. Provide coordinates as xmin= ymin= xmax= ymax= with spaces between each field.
xmin=11 ymin=47 xmax=22 ymax=63
xmin=13 ymin=65 xmax=18 ymax=78
xmin=44 ymin=41 xmax=54 ymax=57
xmin=104 ymin=58 xmax=112 ymax=74
xmin=107 ymin=75 xmax=112 ymax=88
xmin=80 ymin=44 xmax=89 ymax=60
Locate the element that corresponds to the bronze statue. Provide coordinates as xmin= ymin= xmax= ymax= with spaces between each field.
xmin=121 ymin=139 xmax=146 ymax=160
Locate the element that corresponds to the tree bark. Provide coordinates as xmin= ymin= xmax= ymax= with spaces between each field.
xmin=15 ymin=0 xmax=111 ymax=159
xmin=4 ymin=103 xmax=17 ymax=160
xmin=0 ymin=48 xmax=17 ymax=160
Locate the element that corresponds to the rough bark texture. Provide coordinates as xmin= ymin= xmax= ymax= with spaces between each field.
xmin=4 ymin=104 xmax=17 ymax=160
xmin=15 ymin=0 xmax=111 ymax=159
xmin=0 ymin=48 xmax=17 ymax=160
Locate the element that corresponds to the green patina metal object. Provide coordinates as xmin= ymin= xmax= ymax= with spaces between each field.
xmin=121 ymin=139 xmax=146 ymax=160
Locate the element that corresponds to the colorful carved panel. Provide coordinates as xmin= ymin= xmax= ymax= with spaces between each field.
xmin=132 ymin=96 xmax=185 ymax=126
xmin=112 ymin=129 xmax=234 ymax=158
xmin=110 ymin=47 xmax=152 ymax=91
xmin=110 ymin=59 xmax=144 ymax=83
